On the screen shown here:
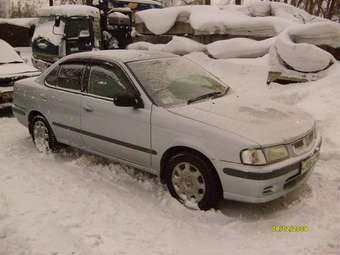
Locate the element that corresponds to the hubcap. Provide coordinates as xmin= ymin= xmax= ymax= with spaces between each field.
xmin=33 ymin=120 xmax=50 ymax=153
xmin=171 ymin=162 xmax=206 ymax=204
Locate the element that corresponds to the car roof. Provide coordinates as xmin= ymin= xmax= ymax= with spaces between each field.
xmin=63 ymin=50 xmax=177 ymax=64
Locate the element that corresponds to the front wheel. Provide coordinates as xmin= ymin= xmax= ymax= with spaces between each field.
xmin=165 ymin=153 xmax=222 ymax=210
xmin=31 ymin=116 xmax=58 ymax=153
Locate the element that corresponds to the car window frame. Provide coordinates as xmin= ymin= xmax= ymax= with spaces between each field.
xmin=44 ymin=61 xmax=86 ymax=93
xmin=84 ymin=60 xmax=139 ymax=101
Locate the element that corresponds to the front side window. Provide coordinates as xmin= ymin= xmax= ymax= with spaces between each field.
xmin=127 ymin=58 xmax=228 ymax=107
xmin=87 ymin=65 xmax=132 ymax=98
xmin=58 ymin=64 xmax=83 ymax=91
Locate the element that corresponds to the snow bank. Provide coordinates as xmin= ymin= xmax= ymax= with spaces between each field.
xmin=130 ymin=36 xmax=274 ymax=59
xmin=0 ymin=18 xmax=38 ymax=28
xmin=271 ymin=22 xmax=337 ymax=74
xmin=135 ymin=3 xmax=325 ymax=37
xmin=0 ymin=39 xmax=23 ymax=64
xmin=128 ymin=36 xmax=205 ymax=55
xmin=37 ymin=5 xmax=100 ymax=17
xmin=207 ymin=37 xmax=275 ymax=59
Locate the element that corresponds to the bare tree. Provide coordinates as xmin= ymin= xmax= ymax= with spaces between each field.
xmin=274 ymin=0 xmax=340 ymax=21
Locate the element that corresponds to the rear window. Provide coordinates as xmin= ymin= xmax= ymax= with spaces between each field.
xmin=45 ymin=66 xmax=59 ymax=86
xmin=58 ymin=64 xmax=84 ymax=91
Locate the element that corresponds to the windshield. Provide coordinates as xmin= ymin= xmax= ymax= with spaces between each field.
xmin=127 ymin=58 xmax=228 ymax=107
xmin=66 ymin=18 xmax=90 ymax=38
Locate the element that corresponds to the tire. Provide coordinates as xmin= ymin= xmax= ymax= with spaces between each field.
xmin=30 ymin=115 xmax=59 ymax=153
xmin=165 ymin=153 xmax=222 ymax=210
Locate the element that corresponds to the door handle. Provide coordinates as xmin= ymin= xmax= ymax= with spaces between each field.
xmin=83 ymin=105 xmax=94 ymax=112
xmin=40 ymin=93 xmax=47 ymax=101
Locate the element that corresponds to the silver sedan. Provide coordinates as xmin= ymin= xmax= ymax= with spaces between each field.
xmin=13 ymin=50 xmax=322 ymax=210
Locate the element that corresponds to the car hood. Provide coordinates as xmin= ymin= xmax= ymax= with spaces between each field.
xmin=168 ymin=96 xmax=314 ymax=146
xmin=0 ymin=63 xmax=40 ymax=81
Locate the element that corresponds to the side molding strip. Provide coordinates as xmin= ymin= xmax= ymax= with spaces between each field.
xmin=53 ymin=122 xmax=157 ymax=155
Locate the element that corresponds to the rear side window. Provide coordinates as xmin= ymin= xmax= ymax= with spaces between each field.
xmin=87 ymin=65 xmax=132 ymax=98
xmin=45 ymin=66 xmax=59 ymax=86
xmin=58 ymin=64 xmax=84 ymax=91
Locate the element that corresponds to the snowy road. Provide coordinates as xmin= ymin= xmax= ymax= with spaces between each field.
xmin=1 ymin=54 xmax=340 ymax=255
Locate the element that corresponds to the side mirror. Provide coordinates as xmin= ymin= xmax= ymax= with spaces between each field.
xmin=54 ymin=16 xmax=61 ymax=27
xmin=113 ymin=95 xmax=144 ymax=108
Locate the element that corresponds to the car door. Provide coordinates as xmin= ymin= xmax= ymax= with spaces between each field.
xmin=80 ymin=62 xmax=152 ymax=168
xmin=45 ymin=62 xmax=84 ymax=148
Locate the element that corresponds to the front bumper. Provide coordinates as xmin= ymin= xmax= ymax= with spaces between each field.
xmin=215 ymin=135 xmax=322 ymax=203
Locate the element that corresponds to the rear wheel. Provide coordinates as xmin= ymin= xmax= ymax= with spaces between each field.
xmin=165 ymin=153 xmax=221 ymax=210
xmin=31 ymin=116 xmax=58 ymax=153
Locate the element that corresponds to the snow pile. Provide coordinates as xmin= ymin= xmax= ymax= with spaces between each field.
xmin=0 ymin=18 xmax=39 ymax=28
xmin=270 ymin=2 xmax=323 ymax=23
xmin=129 ymin=36 xmax=275 ymax=59
xmin=247 ymin=1 xmax=271 ymax=17
xmin=289 ymin=22 xmax=340 ymax=48
xmin=128 ymin=36 xmax=205 ymax=55
xmin=207 ymin=37 xmax=275 ymax=59
xmin=0 ymin=63 xmax=39 ymax=78
xmin=132 ymin=20 xmax=339 ymax=81
xmin=37 ymin=5 xmax=100 ymax=17
xmin=269 ymin=22 xmax=339 ymax=80
xmin=0 ymin=39 xmax=23 ymax=64
xmin=135 ymin=3 xmax=325 ymax=37
xmin=136 ymin=5 xmax=292 ymax=37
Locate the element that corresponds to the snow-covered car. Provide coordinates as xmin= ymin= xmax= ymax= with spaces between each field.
xmin=0 ymin=39 xmax=40 ymax=108
xmin=13 ymin=50 xmax=322 ymax=210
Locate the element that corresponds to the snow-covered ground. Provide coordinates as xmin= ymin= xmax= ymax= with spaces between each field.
xmin=1 ymin=49 xmax=340 ymax=255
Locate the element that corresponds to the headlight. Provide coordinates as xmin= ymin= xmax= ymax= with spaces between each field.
xmin=241 ymin=145 xmax=289 ymax=165
xmin=241 ymin=149 xmax=266 ymax=165
xmin=263 ymin=145 xmax=289 ymax=164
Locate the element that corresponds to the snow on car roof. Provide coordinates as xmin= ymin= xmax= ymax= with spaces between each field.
xmin=37 ymin=5 xmax=100 ymax=17
xmin=0 ymin=39 xmax=23 ymax=64
xmin=64 ymin=50 xmax=176 ymax=63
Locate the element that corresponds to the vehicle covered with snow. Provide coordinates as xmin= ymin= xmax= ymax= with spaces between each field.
xmin=0 ymin=39 xmax=40 ymax=108
xmin=31 ymin=5 xmax=101 ymax=70
xmin=31 ymin=4 xmax=133 ymax=70
xmin=13 ymin=50 xmax=321 ymax=210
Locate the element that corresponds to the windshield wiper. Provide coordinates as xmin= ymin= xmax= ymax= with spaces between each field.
xmin=187 ymin=89 xmax=228 ymax=105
